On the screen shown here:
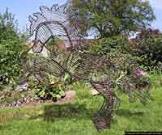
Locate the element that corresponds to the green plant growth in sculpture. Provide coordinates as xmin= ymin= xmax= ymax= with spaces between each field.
xmin=20 ymin=4 xmax=151 ymax=131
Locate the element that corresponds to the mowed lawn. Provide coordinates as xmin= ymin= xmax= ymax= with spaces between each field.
xmin=0 ymin=75 xmax=162 ymax=135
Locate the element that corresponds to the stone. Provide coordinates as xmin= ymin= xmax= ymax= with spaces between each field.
xmin=91 ymin=89 xmax=99 ymax=96
xmin=16 ymin=81 xmax=29 ymax=91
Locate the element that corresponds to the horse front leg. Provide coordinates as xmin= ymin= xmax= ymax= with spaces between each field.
xmin=91 ymin=81 xmax=116 ymax=131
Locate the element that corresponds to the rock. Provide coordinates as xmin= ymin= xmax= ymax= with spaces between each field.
xmin=64 ymin=90 xmax=76 ymax=100
xmin=91 ymin=89 xmax=99 ymax=96
xmin=11 ymin=101 xmax=17 ymax=107
xmin=16 ymin=101 xmax=21 ymax=107
xmin=16 ymin=81 xmax=29 ymax=91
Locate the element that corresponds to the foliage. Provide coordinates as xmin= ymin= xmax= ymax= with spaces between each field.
xmin=0 ymin=9 xmax=18 ymax=40
xmin=87 ymin=36 xmax=129 ymax=55
xmin=86 ymin=30 xmax=162 ymax=72
xmin=78 ymin=48 xmax=151 ymax=102
xmin=130 ymin=28 xmax=162 ymax=70
xmin=0 ymin=9 xmax=24 ymax=87
xmin=68 ymin=0 xmax=155 ymax=38
xmin=0 ymin=40 xmax=24 ymax=84
xmin=34 ymin=82 xmax=66 ymax=101
xmin=21 ymin=48 xmax=73 ymax=101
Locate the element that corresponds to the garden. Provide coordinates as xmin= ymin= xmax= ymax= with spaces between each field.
xmin=0 ymin=0 xmax=162 ymax=135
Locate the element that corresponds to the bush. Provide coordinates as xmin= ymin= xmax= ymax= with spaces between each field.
xmin=88 ymin=36 xmax=129 ymax=55
xmin=130 ymin=28 xmax=162 ymax=70
xmin=87 ymin=29 xmax=162 ymax=71
xmin=0 ymin=9 xmax=24 ymax=87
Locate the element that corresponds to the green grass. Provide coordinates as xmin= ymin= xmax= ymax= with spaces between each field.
xmin=0 ymin=75 xmax=162 ymax=135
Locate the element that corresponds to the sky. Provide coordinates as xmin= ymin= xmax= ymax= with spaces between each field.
xmin=0 ymin=0 xmax=162 ymax=31
xmin=149 ymin=0 xmax=162 ymax=30
xmin=0 ymin=0 xmax=67 ymax=31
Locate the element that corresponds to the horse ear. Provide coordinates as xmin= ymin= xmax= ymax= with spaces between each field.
xmin=33 ymin=13 xmax=44 ymax=20
xmin=29 ymin=15 xmax=35 ymax=23
xmin=40 ymin=6 xmax=50 ymax=14
xmin=51 ymin=4 xmax=59 ymax=11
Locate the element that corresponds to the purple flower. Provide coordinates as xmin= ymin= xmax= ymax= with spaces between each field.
xmin=134 ymin=68 xmax=147 ymax=78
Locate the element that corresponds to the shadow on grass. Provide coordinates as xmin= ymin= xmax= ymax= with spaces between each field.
xmin=30 ymin=103 xmax=97 ymax=121
xmin=29 ymin=103 xmax=145 ymax=123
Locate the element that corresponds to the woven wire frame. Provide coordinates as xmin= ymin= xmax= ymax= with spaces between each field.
xmin=26 ymin=4 xmax=117 ymax=131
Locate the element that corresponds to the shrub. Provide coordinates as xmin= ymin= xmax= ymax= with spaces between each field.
xmin=0 ymin=9 xmax=24 ymax=87
xmin=130 ymin=28 xmax=162 ymax=70
xmin=88 ymin=36 xmax=129 ymax=55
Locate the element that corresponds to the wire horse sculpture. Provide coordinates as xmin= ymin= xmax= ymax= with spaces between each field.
xmin=23 ymin=4 xmax=150 ymax=131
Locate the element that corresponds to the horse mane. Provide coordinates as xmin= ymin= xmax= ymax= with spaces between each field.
xmin=28 ymin=4 xmax=80 ymax=52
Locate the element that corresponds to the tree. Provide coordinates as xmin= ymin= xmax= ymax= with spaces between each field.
xmin=0 ymin=9 xmax=24 ymax=86
xmin=68 ymin=0 xmax=155 ymax=38
xmin=0 ymin=8 xmax=18 ymax=41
